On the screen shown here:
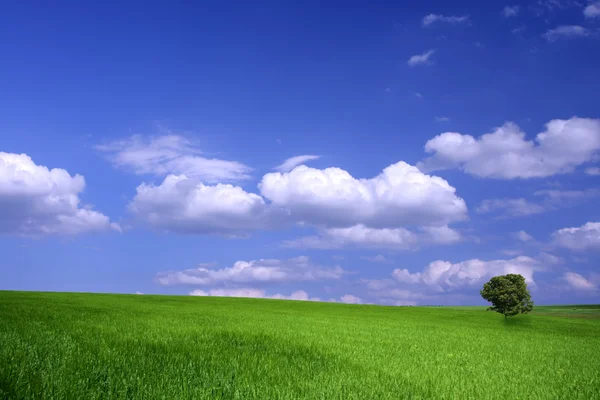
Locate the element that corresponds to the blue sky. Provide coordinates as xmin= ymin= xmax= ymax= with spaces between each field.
xmin=1 ymin=0 xmax=599 ymax=305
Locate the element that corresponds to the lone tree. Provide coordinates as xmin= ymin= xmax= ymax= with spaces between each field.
xmin=480 ymin=274 xmax=533 ymax=318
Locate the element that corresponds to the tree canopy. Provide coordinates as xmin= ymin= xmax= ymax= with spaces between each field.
xmin=480 ymin=274 xmax=533 ymax=318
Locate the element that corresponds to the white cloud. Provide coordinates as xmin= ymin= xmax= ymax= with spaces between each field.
xmin=189 ymin=288 xmax=369 ymax=304
xmin=585 ymin=167 xmax=600 ymax=176
xmin=284 ymin=224 xmax=461 ymax=250
xmin=502 ymin=5 xmax=520 ymax=17
xmin=513 ymin=230 xmax=534 ymax=242
xmin=422 ymin=14 xmax=469 ymax=26
xmin=271 ymin=290 xmax=321 ymax=301
xmin=534 ymin=188 xmax=600 ymax=204
xmin=285 ymin=225 xmax=417 ymax=249
xmin=340 ymin=294 xmax=362 ymax=304
xmin=552 ymin=221 xmax=600 ymax=251
xmin=190 ymin=288 xmax=260 ymax=298
xmin=361 ymin=254 xmax=390 ymax=263
xmin=419 ymin=225 xmax=463 ymax=244
xmin=190 ymin=288 xmax=321 ymax=301
xmin=419 ymin=117 xmax=600 ymax=179
xmin=96 ymin=135 xmax=251 ymax=183
xmin=545 ymin=25 xmax=590 ymax=41
xmin=584 ymin=2 xmax=600 ymax=18
xmin=260 ymin=162 xmax=467 ymax=228
xmin=275 ymin=155 xmax=321 ymax=172
xmin=476 ymin=198 xmax=545 ymax=217
xmin=131 ymin=160 xmax=467 ymax=237
xmin=0 ymin=152 xmax=118 ymax=236
xmin=158 ymin=256 xmax=345 ymax=286
xmin=435 ymin=116 xmax=450 ymax=122
xmin=391 ymin=256 xmax=538 ymax=292
xmin=362 ymin=255 xmax=545 ymax=305
xmin=563 ymin=272 xmax=597 ymax=291
xmin=128 ymin=175 xmax=279 ymax=234
xmin=407 ymin=49 xmax=436 ymax=67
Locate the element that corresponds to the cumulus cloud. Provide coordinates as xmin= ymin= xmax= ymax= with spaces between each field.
xmin=391 ymin=256 xmax=539 ymax=292
xmin=130 ymin=160 xmax=467 ymax=238
xmin=284 ymin=224 xmax=461 ymax=250
xmin=418 ymin=118 xmax=600 ymax=179
xmin=420 ymin=225 xmax=463 ymax=244
xmin=190 ymin=288 xmax=321 ymax=301
xmin=422 ymin=14 xmax=469 ymax=26
xmin=563 ymin=272 xmax=598 ymax=291
xmin=502 ymin=5 xmax=520 ymax=17
xmin=128 ymin=175 xmax=280 ymax=234
xmin=552 ymin=221 xmax=600 ymax=251
xmin=513 ymin=230 xmax=534 ymax=242
xmin=0 ymin=152 xmax=118 ymax=236
xmin=584 ymin=2 xmax=600 ymax=18
xmin=545 ymin=25 xmax=590 ymax=41
xmin=362 ymin=255 xmax=545 ymax=306
xmin=260 ymin=162 xmax=467 ymax=228
xmin=275 ymin=155 xmax=321 ymax=172
xmin=476 ymin=198 xmax=545 ymax=217
xmin=96 ymin=135 xmax=251 ymax=183
xmin=157 ymin=256 xmax=345 ymax=286
xmin=407 ymin=50 xmax=436 ymax=67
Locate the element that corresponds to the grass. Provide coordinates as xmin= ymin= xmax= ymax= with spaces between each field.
xmin=532 ymin=305 xmax=600 ymax=319
xmin=1 ymin=291 xmax=599 ymax=399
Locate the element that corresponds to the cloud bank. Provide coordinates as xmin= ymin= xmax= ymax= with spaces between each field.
xmin=158 ymin=256 xmax=345 ymax=286
xmin=130 ymin=161 xmax=468 ymax=249
xmin=418 ymin=118 xmax=600 ymax=179
xmin=0 ymin=152 xmax=118 ymax=236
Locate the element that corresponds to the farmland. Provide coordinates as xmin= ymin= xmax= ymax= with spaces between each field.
xmin=1 ymin=291 xmax=599 ymax=399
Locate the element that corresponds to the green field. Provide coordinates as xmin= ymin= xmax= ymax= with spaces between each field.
xmin=1 ymin=291 xmax=599 ymax=399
